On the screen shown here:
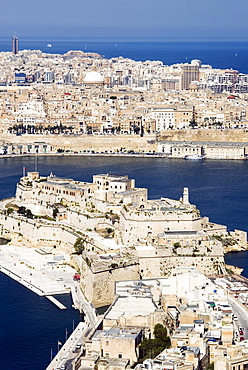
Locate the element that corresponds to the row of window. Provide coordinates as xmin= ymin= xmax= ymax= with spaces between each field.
xmin=41 ymin=185 xmax=76 ymax=196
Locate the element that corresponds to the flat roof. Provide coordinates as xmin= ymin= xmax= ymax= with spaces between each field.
xmin=104 ymin=327 xmax=141 ymax=339
xmin=105 ymin=296 xmax=157 ymax=320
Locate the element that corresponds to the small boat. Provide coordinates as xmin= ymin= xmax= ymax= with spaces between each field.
xmin=184 ymin=154 xmax=203 ymax=160
xmin=47 ymin=44 xmax=52 ymax=48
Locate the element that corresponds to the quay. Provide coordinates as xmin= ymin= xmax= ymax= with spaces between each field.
xmin=0 ymin=244 xmax=78 ymax=308
xmin=46 ymin=322 xmax=90 ymax=370
xmin=0 ymin=264 xmax=46 ymax=295
xmin=45 ymin=295 xmax=67 ymax=310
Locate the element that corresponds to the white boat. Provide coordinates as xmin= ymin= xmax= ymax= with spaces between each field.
xmin=184 ymin=154 xmax=203 ymax=160
xmin=47 ymin=44 xmax=52 ymax=48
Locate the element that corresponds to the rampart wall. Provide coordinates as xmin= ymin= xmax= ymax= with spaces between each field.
xmin=79 ymin=256 xmax=140 ymax=307
xmin=2 ymin=129 xmax=248 ymax=155
xmin=0 ymin=211 xmax=227 ymax=307
xmin=159 ymin=128 xmax=248 ymax=143
xmin=0 ymin=133 xmax=157 ymax=152
xmin=0 ymin=213 xmax=76 ymax=252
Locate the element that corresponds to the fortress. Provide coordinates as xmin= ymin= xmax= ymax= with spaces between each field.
xmin=0 ymin=171 xmax=246 ymax=306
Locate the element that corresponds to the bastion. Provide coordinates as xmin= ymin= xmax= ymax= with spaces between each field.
xmin=0 ymin=171 xmax=246 ymax=307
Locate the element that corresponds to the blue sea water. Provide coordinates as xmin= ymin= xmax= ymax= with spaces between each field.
xmin=0 ymin=38 xmax=248 ymax=73
xmin=1 ymin=155 xmax=248 ymax=368
xmin=0 ymin=275 xmax=81 ymax=370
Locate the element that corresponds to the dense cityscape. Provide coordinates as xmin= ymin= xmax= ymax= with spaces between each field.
xmin=0 ymin=36 xmax=248 ymax=138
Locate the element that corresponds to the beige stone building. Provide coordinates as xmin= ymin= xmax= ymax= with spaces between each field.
xmin=87 ymin=326 xmax=142 ymax=365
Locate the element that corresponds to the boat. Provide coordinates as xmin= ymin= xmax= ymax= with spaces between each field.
xmin=47 ymin=44 xmax=52 ymax=48
xmin=184 ymin=154 xmax=203 ymax=160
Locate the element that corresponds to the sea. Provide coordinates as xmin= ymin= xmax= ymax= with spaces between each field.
xmin=0 ymin=37 xmax=248 ymax=73
xmin=0 ymin=38 xmax=248 ymax=369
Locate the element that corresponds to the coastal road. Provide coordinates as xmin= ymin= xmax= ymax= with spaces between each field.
xmin=228 ymin=295 xmax=248 ymax=340
xmin=71 ymin=286 xmax=98 ymax=327
xmin=46 ymin=322 xmax=88 ymax=370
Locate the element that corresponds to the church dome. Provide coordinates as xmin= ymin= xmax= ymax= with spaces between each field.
xmin=83 ymin=71 xmax=104 ymax=84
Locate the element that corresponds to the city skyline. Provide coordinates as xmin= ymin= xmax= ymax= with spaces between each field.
xmin=1 ymin=0 xmax=248 ymax=40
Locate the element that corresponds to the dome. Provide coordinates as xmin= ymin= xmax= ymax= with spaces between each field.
xmin=83 ymin=71 xmax=104 ymax=84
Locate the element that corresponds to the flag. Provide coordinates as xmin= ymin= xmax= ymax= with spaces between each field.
xmin=58 ymin=341 xmax=62 ymax=346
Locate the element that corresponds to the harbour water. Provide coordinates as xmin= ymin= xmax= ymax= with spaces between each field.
xmin=1 ymin=155 xmax=248 ymax=369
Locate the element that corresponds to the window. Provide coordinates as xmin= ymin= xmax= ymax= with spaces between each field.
xmin=118 ymin=354 xmax=122 ymax=359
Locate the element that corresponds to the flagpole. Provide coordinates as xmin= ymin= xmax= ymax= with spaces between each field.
xmin=50 ymin=348 xmax=53 ymax=362
xmin=65 ymin=328 xmax=68 ymax=341
xmin=35 ymin=153 xmax=38 ymax=172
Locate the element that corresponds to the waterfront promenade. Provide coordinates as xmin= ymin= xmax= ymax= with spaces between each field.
xmin=0 ymin=243 xmax=78 ymax=305
xmin=46 ymin=321 xmax=95 ymax=370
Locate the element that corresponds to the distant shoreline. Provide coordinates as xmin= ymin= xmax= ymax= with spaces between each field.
xmin=1 ymin=152 xmax=248 ymax=161
xmin=0 ymin=152 xmax=166 ymax=159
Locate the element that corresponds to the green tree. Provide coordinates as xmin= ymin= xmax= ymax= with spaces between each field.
xmin=153 ymin=323 xmax=167 ymax=341
xmin=74 ymin=237 xmax=84 ymax=254
xmin=18 ymin=206 xmax=26 ymax=215
xmin=53 ymin=207 xmax=59 ymax=219
xmin=206 ymin=363 xmax=214 ymax=370
xmin=106 ymin=228 xmax=113 ymax=234
xmin=25 ymin=209 xmax=33 ymax=219
xmin=139 ymin=324 xmax=171 ymax=361
xmin=189 ymin=120 xmax=198 ymax=128
xmin=7 ymin=208 xmax=14 ymax=215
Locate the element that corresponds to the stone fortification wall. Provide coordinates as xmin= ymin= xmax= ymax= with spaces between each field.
xmin=67 ymin=209 xmax=112 ymax=233
xmin=119 ymin=209 xmax=200 ymax=245
xmin=0 ymin=213 xmax=77 ymax=253
xmin=2 ymin=130 xmax=248 ymax=155
xmin=0 ymin=133 xmax=157 ymax=153
xmin=79 ymin=257 xmax=140 ymax=307
xmin=139 ymin=255 xmax=226 ymax=277
xmin=159 ymin=128 xmax=248 ymax=143
xmin=0 ymin=211 xmax=226 ymax=306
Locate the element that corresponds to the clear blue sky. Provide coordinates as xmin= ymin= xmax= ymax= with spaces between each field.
xmin=1 ymin=0 xmax=247 ymax=40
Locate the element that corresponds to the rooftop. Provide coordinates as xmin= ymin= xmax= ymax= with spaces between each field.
xmin=105 ymin=296 xmax=157 ymax=320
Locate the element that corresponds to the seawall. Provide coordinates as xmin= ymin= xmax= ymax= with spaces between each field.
xmin=1 ymin=129 xmax=248 ymax=155
xmin=159 ymin=128 xmax=248 ymax=143
xmin=0 ymin=133 xmax=157 ymax=153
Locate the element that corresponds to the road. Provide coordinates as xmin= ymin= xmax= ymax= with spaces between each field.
xmin=46 ymin=322 xmax=88 ymax=370
xmin=228 ymin=294 xmax=248 ymax=340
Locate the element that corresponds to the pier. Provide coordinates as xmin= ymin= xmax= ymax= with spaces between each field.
xmin=45 ymin=295 xmax=67 ymax=310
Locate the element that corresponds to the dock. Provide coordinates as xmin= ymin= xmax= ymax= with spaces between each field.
xmin=46 ymin=295 xmax=67 ymax=309
xmin=0 ymin=265 xmax=45 ymax=296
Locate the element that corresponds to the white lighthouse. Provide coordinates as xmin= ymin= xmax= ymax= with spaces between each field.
xmin=182 ymin=187 xmax=189 ymax=205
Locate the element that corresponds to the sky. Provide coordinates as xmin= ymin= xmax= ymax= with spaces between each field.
xmin=1 ymin=0 xmax=248 ymax=40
